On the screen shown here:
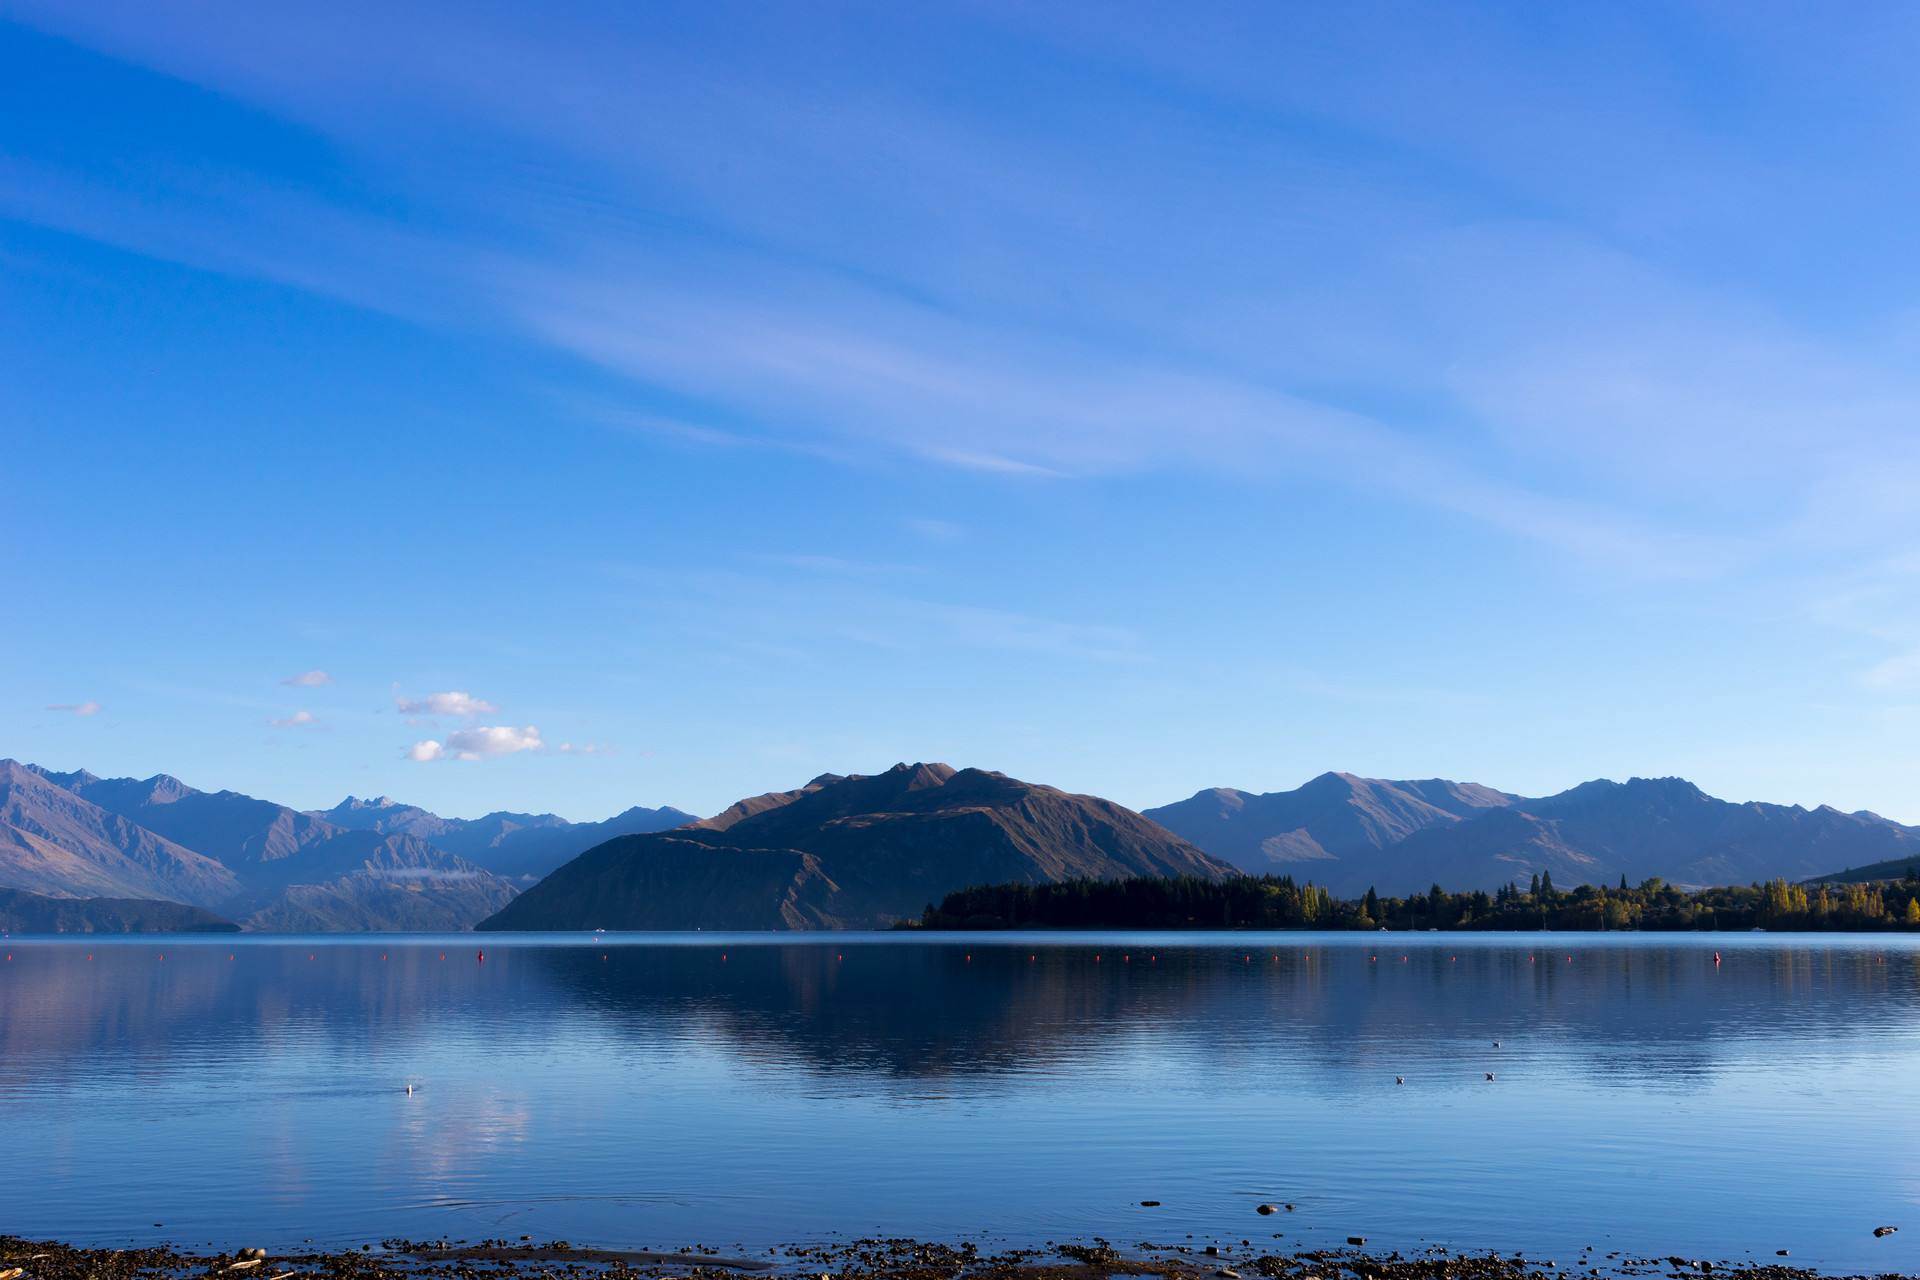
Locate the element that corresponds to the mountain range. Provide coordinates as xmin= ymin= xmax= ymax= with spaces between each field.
xmin=1 ymin=761 xmax=516 ymax=930
xmin=309 ymin=795 xmax=697 ymax=882
xmin=9 ymin=755 xmax=1920 ymax=932
xmin=479 ymin=762 xmax=1232 ymax=931
xmin=1145 ymin=771 xmax=1920 ymax=897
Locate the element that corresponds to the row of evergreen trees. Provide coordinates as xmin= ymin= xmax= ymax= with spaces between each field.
xmin=912 ymin=869 xmax=1920 ymax=932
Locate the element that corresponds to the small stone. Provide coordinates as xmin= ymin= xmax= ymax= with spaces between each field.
xmin=1217 ymin=1271 xmax=1240 ymax=1279
xmin=1348 ymin=1236 xmax=1368 ymax=1246
xmin=1257 ymin=1204 xmax=1279 ymax=1216
xmin=1141 ymin=1200 xmax=1161 ymax=1207
xmin=1776 ymin=1251 xmax=1790 ymax=1257
xmin=1205 ymin=1245 xmax=1220 ymax=1256
xmin=1875 ymin=1226 xmax=1899 ymax=1238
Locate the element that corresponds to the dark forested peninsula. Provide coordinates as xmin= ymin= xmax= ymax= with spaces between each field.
xmin=912 ymin=870 xmax=1920 ymax=932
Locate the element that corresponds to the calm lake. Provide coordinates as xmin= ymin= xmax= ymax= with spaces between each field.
xmin=4 ymin=932 xmax=1918 ymax=1272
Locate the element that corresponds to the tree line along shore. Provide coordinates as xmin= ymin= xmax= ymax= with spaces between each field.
xmin=909 ymin=871 xmax=1920 ymax=932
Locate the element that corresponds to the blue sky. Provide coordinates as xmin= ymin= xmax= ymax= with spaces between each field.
xmin=7 ymin=3 xmax=1920 ymax=822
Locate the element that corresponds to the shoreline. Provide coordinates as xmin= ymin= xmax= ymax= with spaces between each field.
xmin=0 ymin=1235 xmax=1890 ymax=1280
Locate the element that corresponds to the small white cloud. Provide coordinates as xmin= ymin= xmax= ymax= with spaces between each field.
xmin=269 ymin=710 xmax=318 ymax=728
xmin=46 ymin=701 xmax=102 ymax=716
xmin=281 ymin=669 xmax=333 ymax=687
xmin=408 ymin=724 xmax=543 ymax=762
xmin=555 ymin=741 xmax=613 ymax=756
xmin=394 ymin=690 xmax=498 ymax=717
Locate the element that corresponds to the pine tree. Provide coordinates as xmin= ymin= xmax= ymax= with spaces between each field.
xmin=1539 ymin=869 xmax=1556 ymax=897
xmin=1529 ymin=872 xmax=1541 ymax=898
xmin=1906 ymin=897 xmax=1920 ymax=926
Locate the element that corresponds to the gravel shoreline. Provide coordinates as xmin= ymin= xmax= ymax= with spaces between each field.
xmin=2 ymin=1236 xmax=1907 ymax=1280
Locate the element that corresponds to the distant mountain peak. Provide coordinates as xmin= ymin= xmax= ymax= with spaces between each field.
xmin=133 ymin=773 xmax=196 ymax=804
xmin=1144 ymin=771 xmax=1523 ymax=883
xmin=1300 ymin=770 xmax=1366 ymax=792
xmin=21 ymin=762 xmax=103 ymax=791
xmin=1627 ymin=775 xmax=1709 ymax=797
xmin=886 ymin=761 xmax=958 ymax=789
xmin=330 ymin=794 xmax=404 ymax=811
xmin=1535 ymin=776 xmax=1710 ymax=812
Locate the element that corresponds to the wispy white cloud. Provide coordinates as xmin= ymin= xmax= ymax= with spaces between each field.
xmin=12 ymin=1 xmax=1920 ymax=586
xmin=268 ymin=709 xmax=319 ymax=728
xmin=281 ymin=669 xmax=333 ymax=687
xmin=45 ymin=700 xmax=102 ymax=716
xmin=408 ymin=724 xmax=544 ymax=762
xmin=916 ymin=446 xmax=1066 ymax=478
xmin=394 ymin=689 xmax=498 ymax=717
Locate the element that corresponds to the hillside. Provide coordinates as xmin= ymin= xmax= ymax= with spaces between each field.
xmin=0 ymin=887 xmax=240 ymax=934
xmin=0 ymin=762 xmax=242 ymax=906
xmin=1144 ymin=772 xmax=1518 ymax=883
xmin=480 ymin=762 xmax=1233 ymax=931
xmin=1366 ymin=778 xmax=1920 ymax=895
xmin=1807 ymin=855 xmax=1920 ymax=885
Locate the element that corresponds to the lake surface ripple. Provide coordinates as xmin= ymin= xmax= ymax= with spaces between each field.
xmin=3 ymin=932 xmax=1916 ymax=1273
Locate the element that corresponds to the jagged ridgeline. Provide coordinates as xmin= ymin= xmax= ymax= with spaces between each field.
xmin=0 ymin=758 xmax=703 ymax=932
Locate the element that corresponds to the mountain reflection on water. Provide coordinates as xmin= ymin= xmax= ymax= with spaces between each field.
xmin=4 ymin=933 xmax=1919 ymax=1273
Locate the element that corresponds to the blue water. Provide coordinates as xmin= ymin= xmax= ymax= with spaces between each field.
xmin=3 ymin=932 xmax=1918 ymax=1272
